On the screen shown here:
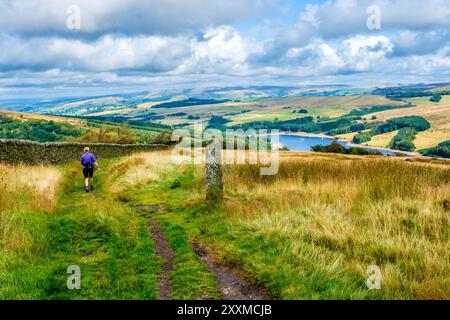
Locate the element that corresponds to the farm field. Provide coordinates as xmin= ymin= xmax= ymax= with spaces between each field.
xmin=0 ymin=110 xmax=88 ymax=128
xmin=225 ymin=95 xmax=406 ymax=126
xmin=36 ymin=94 xmax=406 ymax=128
xmin=366 ymin=131 xmax=400 ymax=148
xmin=364 ymin=96 xmax=450 ymax=150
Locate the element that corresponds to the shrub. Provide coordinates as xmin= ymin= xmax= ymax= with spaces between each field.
xmin=390 ymin=128 xmax=417 ymax=151
xmin=374 ymin=116 xmax=430 ymax=134
xmin=353 ymin=132 xmax=373 ymax=144
xmin=422 ymin=140 xmax=450 ymax=158
xmin=0 ymin=116 xmax=82 ymax=142
xmin=312 ymin=141 xmax=381 ymax=155
xmin=430 ymin=94 xmax=442 ymax=103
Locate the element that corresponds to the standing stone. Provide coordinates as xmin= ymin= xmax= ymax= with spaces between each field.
xmin=205 ymin=139 xmax=223 ymax=202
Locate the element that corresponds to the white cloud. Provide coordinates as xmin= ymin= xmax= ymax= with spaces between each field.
xmin=176 ymin=26 xmax=262 ymax=75
xmin=340 ymin=35 xmax=393 ymax=71
xmin=0 ymin=34 xmax=190 ymax=72
xmin=0 ymin=0 xmax=449 ymax=100
xmin=0 ymin=25 xmax=261 ymax=76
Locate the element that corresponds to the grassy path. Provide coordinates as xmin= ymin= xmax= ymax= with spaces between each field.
xmin=135 ymin=205 xmax=175 ymax=300
xmin=107 ymin=155 xmax=275 ymax=300
xmin=2 ymin=156 xmax=270 ymax=299
xmin=7 ymin=150 xmax=446 ymax=299
xmin=1 ymin=160 xmax=162 ymax=299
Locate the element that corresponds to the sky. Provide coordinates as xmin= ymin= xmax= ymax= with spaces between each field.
xmin=0 ymin=0 xmax=450 ymax=100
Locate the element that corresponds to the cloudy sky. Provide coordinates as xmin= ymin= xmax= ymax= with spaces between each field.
xmin=1 ymin=0 xmax=450 ymax=100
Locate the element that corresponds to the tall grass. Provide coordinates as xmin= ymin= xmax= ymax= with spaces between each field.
xmin=107 ymin=152 xmax=173 ymax=194
xmin=115 ymin=151 xmax=449 ymax=299
xmin=214 ymin=155 xmax=450 ymax=299
xmin=0 ymin=164 xmax=62 ymax=253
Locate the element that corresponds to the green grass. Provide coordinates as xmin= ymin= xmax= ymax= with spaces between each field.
xmin=108 ymin=151 xmax=449 ymax=300
xmin=0 ymin=160 xmax=162 ymax=299
xmin=109 ymin=160 xmax=220 ymax=300
xmin=2 ymin=150 xmax=449 ymax=300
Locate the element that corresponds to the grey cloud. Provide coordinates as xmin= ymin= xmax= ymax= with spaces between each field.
xmin=0 ymin=0 xmax=277 ymax=37
xmin=0 ymin=34 xmax=192 ymax=73
xmin=312 ymin=0 xmax=450 ymax=38
xmin=389 ymin=30 xmax=450 ymax=57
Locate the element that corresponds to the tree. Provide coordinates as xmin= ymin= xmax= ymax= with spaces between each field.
xmin=430 ymin=94 xmax=442 ymax=103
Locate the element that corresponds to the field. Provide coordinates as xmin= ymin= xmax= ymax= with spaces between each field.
xmin=2 ymin=150 xmax=448 ymax=299
xmin=225 ymin=95 xmax=405 ymax=126
xmin=46 ymin=94 xmax=405 ymax=127
xmin=364 ymin=96 xmax=450 ymax=150
xmin=366 ymin=131 xmax=400 ymax=148
xmin=0 ymin=110 xmax=88 ymax=128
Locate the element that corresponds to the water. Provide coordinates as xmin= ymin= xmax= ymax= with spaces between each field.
xmin=276 ymin=134 xmax=401 ymax=156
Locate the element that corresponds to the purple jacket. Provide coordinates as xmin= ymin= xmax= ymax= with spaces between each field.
xmin=80 ymin=152 xmax=96 ymax=168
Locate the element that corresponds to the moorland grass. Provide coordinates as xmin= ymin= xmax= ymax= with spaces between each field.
xmin=110 ymin=151 xmax=450 ymax=300
xmin=2 ymin=150 xmax=449 ymax=300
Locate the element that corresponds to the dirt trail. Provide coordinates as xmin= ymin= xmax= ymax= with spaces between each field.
xmin=135 ymin=205 xmax=174 ymax=300
xmin=191 ymin=242 xmax=273 ymax=300
xmin=134 ymin=205 xmax=272 ymax=300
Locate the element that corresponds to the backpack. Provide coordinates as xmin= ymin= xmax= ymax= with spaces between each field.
xmin=86 ymin=162 xmax=95 ymax=170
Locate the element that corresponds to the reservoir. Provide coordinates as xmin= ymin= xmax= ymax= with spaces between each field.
xmin=276 ymin=134 xmax=402 ymax=156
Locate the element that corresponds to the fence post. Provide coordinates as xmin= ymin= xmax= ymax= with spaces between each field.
xmin=205 ymin=139 xmax=223 ymax=202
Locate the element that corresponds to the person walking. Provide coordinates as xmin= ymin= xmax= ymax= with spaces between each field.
xmin=80 ymin=147 xmax=100 ymax=193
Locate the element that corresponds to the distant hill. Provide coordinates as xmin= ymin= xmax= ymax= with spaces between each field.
xmin=0 ymin=85 xmax=375 ymax=117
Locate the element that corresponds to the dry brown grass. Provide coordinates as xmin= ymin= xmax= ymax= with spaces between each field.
xmin=100 ymin=149 xmax=450 ymax=298
xmin=0 ymin=110 xmax=87 ymax=127
xmin=215 ymin=154 xmax=450 ymax=299
xmin=0 ymin=163 xmax=61 ymax=211
xmin=0 ymin=163 xmax=62 ymax=252
xmin=107 ymin=150 xmax=174 ymax=193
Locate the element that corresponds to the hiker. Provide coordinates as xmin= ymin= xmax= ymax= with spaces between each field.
xmin=80 ymin=147 xmax=100 ymax=193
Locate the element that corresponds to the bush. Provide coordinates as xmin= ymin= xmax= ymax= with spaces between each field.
xmin=78 ymin=123 xmax=139 ymax=144
xmin=430 ymin=94 xmax=442 ymax=103
xmin=422 ymin=140 xmax=450 ymax=158
xmin=353 ymin=132 xmax=373 ymax=144
xmin=374 ymin=116 xmax=430 ymax=134
xmin=312 ymin=141 xmax=381 ymax=155
xmin=0 ymin=116 xmax=82 ymax=142
xmin=390 ymin=128 xmax=417 ymax=151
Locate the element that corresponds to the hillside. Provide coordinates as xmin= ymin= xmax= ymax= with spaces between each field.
xmin=0 ymin=110 xmax=171 ymax=144
xmin=0 ymin=110 xmax=88 ymax=127
xmin=1 ymin=150 xmax=449 ymax=299
xmin=2 ymin=83 xmax=449 ymax=152
xmin=363 ymin=96 xmax=450 ymax=150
